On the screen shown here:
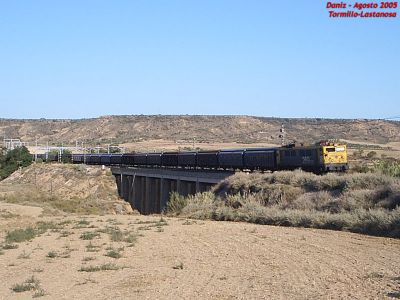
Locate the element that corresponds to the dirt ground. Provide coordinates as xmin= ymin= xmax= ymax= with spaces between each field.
xmin=0 ymin=203 xmax=399 ymax=300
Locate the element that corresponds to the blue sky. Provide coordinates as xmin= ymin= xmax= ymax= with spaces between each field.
xmin=0 ymin=1 xmax=399 ymax=119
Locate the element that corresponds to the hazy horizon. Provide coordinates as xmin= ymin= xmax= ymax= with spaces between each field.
xmin=0 ymin=114 xmax=399 ymax=122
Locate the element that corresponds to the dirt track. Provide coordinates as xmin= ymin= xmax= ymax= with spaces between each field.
xmin=0 ymin=204 xmax=399 ymax=300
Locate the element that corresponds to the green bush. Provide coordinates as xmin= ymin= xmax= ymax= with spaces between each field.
xmin=374 ymin=160 xmax=400 ymax=177
xmin=6 ymin=228 xmax=36 ymax=243
xmin=166 ymin=192 xmax=187 ymax=215
xmin=61 ymin=149 xmax=72 ymax=163
xmin=0 ymin=146 xmax=32 ymax=180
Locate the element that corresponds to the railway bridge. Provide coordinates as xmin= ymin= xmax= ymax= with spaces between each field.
xmin=112 ymin=167 xmax=234 ymax=214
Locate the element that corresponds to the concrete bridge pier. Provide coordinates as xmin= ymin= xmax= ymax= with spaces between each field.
xmin=112 ymin=167 xmax=234 ymax=214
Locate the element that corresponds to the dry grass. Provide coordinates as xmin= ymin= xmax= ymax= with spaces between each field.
xmin=11 ymin=276 xmax=41 ymax=294
xmin=213 ymin=171 xmax=400 ymax=212
xmin=168 ymin=171 xmax=400 ymax=238
xmin=80 ymin=232 xmax=100 ymax=240
xmin=79 ymin=263 xmax=121 ymax=272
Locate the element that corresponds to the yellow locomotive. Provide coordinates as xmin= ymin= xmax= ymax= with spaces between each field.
xmin=277 ymin=140 xmax=348 ymax=172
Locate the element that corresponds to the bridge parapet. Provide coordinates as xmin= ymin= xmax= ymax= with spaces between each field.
xmin=111 ymin=167 xmax=234 ymax=214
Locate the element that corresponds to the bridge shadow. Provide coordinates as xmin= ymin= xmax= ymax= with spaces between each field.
xmin=113 ymin=167 xmax=234 ymax=214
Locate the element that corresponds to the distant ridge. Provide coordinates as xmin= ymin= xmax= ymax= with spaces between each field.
xmin=0 ymin=115 xmax=399 ymax=145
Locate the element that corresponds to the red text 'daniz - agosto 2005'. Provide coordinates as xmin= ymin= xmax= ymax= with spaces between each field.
xmin=327 ymin=2 xmax=398 ymax=18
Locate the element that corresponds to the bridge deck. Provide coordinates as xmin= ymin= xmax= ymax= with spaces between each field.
xmin=111 ymin=167 xmax=235 ymax=214
xmin=111 ymin=167 xmax=235 ymax=184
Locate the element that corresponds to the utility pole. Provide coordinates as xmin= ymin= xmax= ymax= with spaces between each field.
xmin=83 ymin=142 xmax=86 ymax=164
xmin=35 ymin=139 xmax=38 ymax=162
xmin=279 ymin=124 xmax=286 ymax=146
xmin=46 ymin=141 xmax=49 ymax=160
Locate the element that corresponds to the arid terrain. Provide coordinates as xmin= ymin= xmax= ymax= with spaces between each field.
xmin=0 ymin=205 xmax=400 ymax=300
xmin=1 ymin=115 xmax=399 ymax=146
xmin=2 ymin=115 xmax=400 ymax=160
xmin=0 ymin=164 xmax=399 ymax=299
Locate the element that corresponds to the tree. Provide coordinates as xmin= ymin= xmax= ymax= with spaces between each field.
xmin=0 ymin=146 xmax=32 ymax=180
xmin=61 ymin=149 xmax=72 ymax=163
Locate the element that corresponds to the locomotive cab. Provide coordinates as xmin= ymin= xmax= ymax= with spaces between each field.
xmin=319 ymin=141 xmax=348 ymax=172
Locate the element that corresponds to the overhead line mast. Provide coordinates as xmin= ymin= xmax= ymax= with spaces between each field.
xmin=279 ymin=124 xmax=286 ymax=146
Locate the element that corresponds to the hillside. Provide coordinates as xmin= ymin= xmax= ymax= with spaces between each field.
xmin=0 ymin=163 xmax=132 ymax=215
xmin=1 ymin=115 xmax=399 ymax=145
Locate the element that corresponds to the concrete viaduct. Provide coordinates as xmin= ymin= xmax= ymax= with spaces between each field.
xmin=112 ymin=167 xmax=235 ymax=214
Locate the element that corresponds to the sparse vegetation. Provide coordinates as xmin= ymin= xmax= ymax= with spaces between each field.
xmin=86 ymin=242 xmax=101 ymax=252
xmin=59 ymin=230 xmax=72 ymax=237
xmin=33 ymin=288 xmax=46 ymax=298
xmin=33 ymin=268 xmax=44 ymax=273
xmin=105 ymin=249 xmax=123 ymax=259
xmin=75 ymin=219 xmax=91 ymax=227
xmin=182 ymin=220 xmax=196 ymax=225
xmin=36 ymin=221 xmax=62 ymax=233
xmin=11 ymin=276 xmax=40 ymax=293
xmin=2 ymin=243 xmax=19 ymax=250
xmin=167 ymin=171 xmax=400 ymax=238
xmin=79 ymin=263 xmax=121 ymax=272
xmin=82 ymin=256 xmax=96 ymax=262
xmin=0 ymin=210 xmax=19 ymax=218
xmin=374 ymin=160 xmax=400 ymax=178
xmin=1 ymin=116 xmax=399 ymax=147
xmin=4 ymin=221 xmax=72 ymax=244
xmin=135 ymin=217 xmax=168 ymax=232
xmin=18 ymin=250 xmax=31 ymax=259
xmin=0 ymin=163 xmax=131 ymax=215
xmin=47 ymin=251 xmax=57 ymax=258
xmin=6 ymin=227 xmax=36 ymax=243
xmin=109 ymin=227 xmax=124 ymax=242
xmin=173 ymin=262 xmax=184 ymax=270
xmin=124 ymin=233 xmax=138 ymax=245
xmin=97 ymin=226 xmax=139 ymax=244
xmin=80 ymin=232 xmax=100 ymax=240
xmin=166 ymin=192 xmax=187 ymax=215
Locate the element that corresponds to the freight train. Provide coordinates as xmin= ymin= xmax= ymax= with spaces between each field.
xmin=36 ymin=141 xmax=348 ymax=173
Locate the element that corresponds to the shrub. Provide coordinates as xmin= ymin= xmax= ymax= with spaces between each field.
xmin=47 ymin=251 xmax=57 ymax=258
xmin=109 ymin=227 xmax=124 ymax=242
xmin=165 ymin=171 xmax=400 ymax=239
xmin=79 ymin=263 xmax=120 ymax=272
xmin=11 ymin=276 xmax=40 ymax=293
xmin=2 ymin=243 xmax=19 ymax=249
xmin=6 ymin=228 xmax=36 ymax=243
xmin=86 ymin=242 xmax=101 ymax=252
xmin=0 ymin=146 xmax=32 ymax=180
xmin=105 ymin=249 xmax=122 ymax=259
xmin=375 ymin=160 xmax=400 ymax=177
xmin=80 ymin=232 xmax=100 ymax=240
xmin=166 ymin=192 xmax=187 ymax=214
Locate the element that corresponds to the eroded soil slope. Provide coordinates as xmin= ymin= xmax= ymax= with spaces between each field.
xmin=0 ymin=163 xmax=132 ymax=215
